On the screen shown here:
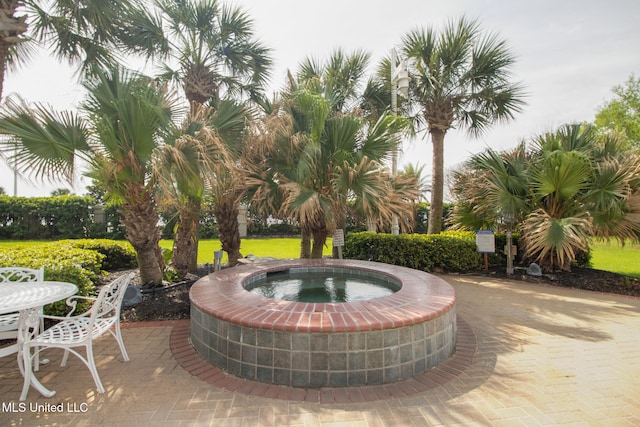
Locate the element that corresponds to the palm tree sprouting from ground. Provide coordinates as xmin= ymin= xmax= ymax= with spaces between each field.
xmin=155 ymin=98 xmax=248 ymax=271
xmin=245 ymin=87 xmax=420 ymax=258
xmin=401 ymin=16 xmax=526 ymax=234
xmin=0 ymin=67 xmax=179 ymax=285
xmin=451 ymin=124 xmax=640 ymax=271
xmin=119 ymin=0 xmax=271 ymax=271
xmin=281 ymin=48 xmax=414 ymax=241
xmin=154 ymin=104 xmax=229 ymax=276
xmin=0 ymin=0 xmax=140 ymax=103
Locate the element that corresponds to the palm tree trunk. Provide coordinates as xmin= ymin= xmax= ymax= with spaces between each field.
xmin=311 ymin=229 xmax=328 ymax=259
xmin=173 ymin=196 xmax=201 ymax=278
xmin=121 ymin=193 xmax=163 ymax=286
xmin=428 ymin=128 xmax=446 ymax=234
xmin=214 ymin=199 xmax=242 ymax=267
xmin=300 ymin=228 xmax=311 ymax=258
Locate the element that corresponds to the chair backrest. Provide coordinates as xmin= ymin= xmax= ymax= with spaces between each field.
xmin=0 ymin=267 xmax=44 ymax=283
xmin=91 ymin=273 xmax=135 ymax=323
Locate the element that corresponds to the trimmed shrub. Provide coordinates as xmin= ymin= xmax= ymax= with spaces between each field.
xmin=344 ymin=231 xmax=485 ymax=272
xmin=343 ymin=231 xmax=557 ymax=273
xmin=62 ymin=239 xmax=137 ymax=271
xmin=0 ymin=195 xmax=93 ymax=239
xmin=0 ymin=242 xmax=101 ymax=316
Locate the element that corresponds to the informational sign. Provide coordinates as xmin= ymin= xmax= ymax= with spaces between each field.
xmin=475 ymin=230 xmax=495 ymax=253
xmin=332 ymin=229 xmax=345 ymax=247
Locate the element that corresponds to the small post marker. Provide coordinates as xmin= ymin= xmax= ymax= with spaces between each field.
xmin=476 ymin=230 xmax=495 ymax=272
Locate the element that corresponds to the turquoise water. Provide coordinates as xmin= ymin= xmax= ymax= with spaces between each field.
xmin=246 ymin=271 xmax=397 ymax=302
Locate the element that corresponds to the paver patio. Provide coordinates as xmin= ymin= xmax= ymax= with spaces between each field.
xmin=1 ymin=274 xmax=639 ymax=426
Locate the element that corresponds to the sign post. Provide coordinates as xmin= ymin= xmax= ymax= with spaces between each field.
xmin=475 ymin=230 xmax=495 ymax=271
xmin=333 ymin=229 xmax=345 ymax=259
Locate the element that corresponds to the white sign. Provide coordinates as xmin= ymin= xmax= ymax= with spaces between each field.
xmin=476 ymin=230 xmax=495 ymax=253
xmin=332 ymin=229 xmax=345 ymax=247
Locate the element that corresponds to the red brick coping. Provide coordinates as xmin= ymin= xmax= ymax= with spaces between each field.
xmin=189 ymin=259 xmax=457 ymax=333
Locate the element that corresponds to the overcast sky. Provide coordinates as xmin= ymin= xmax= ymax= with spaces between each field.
xmin=2 ymin=0 xmax=639 ymax=197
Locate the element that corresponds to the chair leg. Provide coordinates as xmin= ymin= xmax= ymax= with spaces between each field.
xmin=85 ymin=344 xmax=105 ymax=394
xmin=113 ymin=322 xmax=129 ymax=362
xmin=61 ymin=350 xmax=70 ymax=367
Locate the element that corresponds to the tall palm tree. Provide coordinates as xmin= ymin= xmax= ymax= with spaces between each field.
xmin=154 ymin=105 xmax=227 ymax=276
xmin=121 ymin=0 xmax=271 ymax=108
xmin=0 ymin=67 xmax=179 ymax=285
xmin=451 ymin=124 xmax=640 ymax=271
xmin=0 ymin=0 xmax=138 ymax=103
xmin=401 ymin=16 xmax=526 ymax=234
xmin=155 ymin=98 xmax=248 ymax=272
xmin=246 ymin=87 xmax=419 ymax=258
xmin=119 ymin=0 xmax=271 ymax=271
xmin=285 ymin=49 xmax=412 ymax=240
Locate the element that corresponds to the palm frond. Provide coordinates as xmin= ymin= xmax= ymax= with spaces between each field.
xmin=522 ymin=209 xmax=592 ymax=270
xmin=0 ymin=97 xmax=90 ymax=182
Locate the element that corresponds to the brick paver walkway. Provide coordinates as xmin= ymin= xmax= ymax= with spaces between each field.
xmin=1 ymin=274 xmax=639 ymax=426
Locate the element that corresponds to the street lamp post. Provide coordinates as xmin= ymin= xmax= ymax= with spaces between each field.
xmin=13 ymin=147 xmax=18 ymax=197
xmin=390 ymin=49 xmax=410 ymax=235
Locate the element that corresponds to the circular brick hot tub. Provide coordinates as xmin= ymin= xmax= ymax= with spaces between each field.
xmin=190 ymin=259 xmax=457 ymax=387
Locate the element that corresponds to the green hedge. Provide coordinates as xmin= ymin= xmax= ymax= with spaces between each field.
xmin=344 ymin=231 xmax=518 ymax=272
xmin=62 ymin=239 xmax=137 ymax=271
xmin=0 ymin=195 xmax=127 ymax=240
xmin=0 ymin=239 xmax=136 ymax=316
xmin=344 ymin=231 xmax=592 ymax=272
xmin=0 ymin=195 xmax=93 ymax=239
xmin=0 ymin=243 xmax=100 ymax=315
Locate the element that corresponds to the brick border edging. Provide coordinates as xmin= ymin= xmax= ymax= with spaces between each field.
xmin=166 ymin=317 xmax=477 ymax=403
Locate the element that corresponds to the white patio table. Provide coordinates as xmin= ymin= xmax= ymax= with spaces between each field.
xmin=0 ymin=281 xmax=77 ymax=401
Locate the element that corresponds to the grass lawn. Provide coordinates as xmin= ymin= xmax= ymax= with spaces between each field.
xmin=160 ymin=238 xmax=334 ymax=265
xmin=1 ymin=237 xmax=638 ymax=277
xmin=590 ymin=239 xmax=640 ymax=278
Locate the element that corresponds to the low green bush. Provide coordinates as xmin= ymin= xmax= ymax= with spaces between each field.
xmin=62 ymin=239 xmax=137 ymax=271
xmin=0 ymin=242 xmax=102 ymax=316
xmin=344 ymin=231 xmax=484 ymax=272
xmin=343 ymin=231 xmax=597 ymax=272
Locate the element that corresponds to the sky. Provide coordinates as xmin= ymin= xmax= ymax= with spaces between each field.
xmin=1 ymin=0 xmax=639 ymax=197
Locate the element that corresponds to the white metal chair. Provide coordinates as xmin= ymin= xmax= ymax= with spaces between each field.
xmin=21 ymin=272 xmax=135 ymax=398
xmin=0 ymin=267 xmax=45 ymax=359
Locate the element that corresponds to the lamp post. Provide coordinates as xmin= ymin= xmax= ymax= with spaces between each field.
xmin=390 ymin=49 xmax=410 ymax=235
xmin=13 ymin=147 xmax=18 ymax=197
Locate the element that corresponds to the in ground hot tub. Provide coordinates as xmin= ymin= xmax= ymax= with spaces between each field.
xmin=190 ymin=259 xmax=457 ymax=387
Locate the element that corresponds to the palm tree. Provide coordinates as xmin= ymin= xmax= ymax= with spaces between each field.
xmin=283 ymin=49 xmax=414 ymax=240
xmin=293 ymin=48 xmax=370 ymax=113
xmin=401 ymin=16 xmax=526 ymax=234
xmin=451 ymin=141 xmax=531 ymax=230
xmin=155 ymin=98 xmax=248 ymax=271
xmin=451 ymin=124 xmax=640 ymax=271
xmin=121 ymin=0 xmax=271 ymax=108
xmin=0 ymin=67 xmax=179 ymax=285
xmin=246 ymin=87 xmax=419 ymax=258
xmin=155 ymin=105 xmax=227 ymax=277
xmin=119 ymin=0 xmax=271 ymax=271
xmin=0 ymin=0 xmax=138 ymax=103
